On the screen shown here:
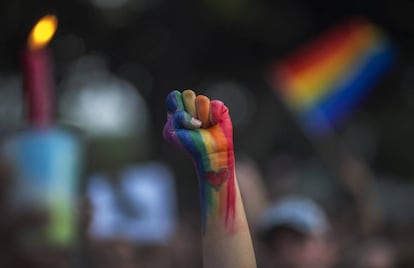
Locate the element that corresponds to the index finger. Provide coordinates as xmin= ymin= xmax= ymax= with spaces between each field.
xmin=166 ymin=90 xmax=185 ymax=115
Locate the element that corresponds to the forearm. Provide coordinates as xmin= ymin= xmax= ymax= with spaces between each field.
xmin=196 ymin=153 xmax=256 ymax=268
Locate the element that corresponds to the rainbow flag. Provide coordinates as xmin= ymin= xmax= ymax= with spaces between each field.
xmin=270 ymin=18 xmax=396 ymax=136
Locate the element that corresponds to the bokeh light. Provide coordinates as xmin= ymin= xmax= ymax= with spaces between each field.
xmin=59 ymin=56 xmax=148 ymax=137
xmin=28 ymin=15 xmax=58 ymax=50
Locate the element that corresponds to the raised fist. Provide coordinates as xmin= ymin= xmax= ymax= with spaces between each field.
xmin=163 ymin=89 xmax=236 ymax=229
xmin=163 ymin=89 xmax=234 ymax=183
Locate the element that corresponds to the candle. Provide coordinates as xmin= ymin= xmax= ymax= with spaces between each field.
xmin=4 ymin=14 xmax=83 ymax=248
xmin=21 ymin=15 xmax=57 ymax=127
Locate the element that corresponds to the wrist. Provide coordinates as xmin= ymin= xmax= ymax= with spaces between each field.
xmin=194 ymin=150 xmax=237 ymax=232
xmin=195 ymin=150 xmax=235 ymax=173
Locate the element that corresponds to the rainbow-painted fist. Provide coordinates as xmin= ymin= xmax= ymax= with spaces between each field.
xmin=163 ymin=89 xmax=236 ymax=231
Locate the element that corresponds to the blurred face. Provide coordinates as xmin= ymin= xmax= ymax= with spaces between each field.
xmin=265 ymin=228 xmax=335 ymax=268
xmin=359 ymin=244 xmax=395 ymax=268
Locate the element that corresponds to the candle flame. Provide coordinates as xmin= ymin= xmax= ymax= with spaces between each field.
xmin=28 ymin=15 xmax=58 ymax=50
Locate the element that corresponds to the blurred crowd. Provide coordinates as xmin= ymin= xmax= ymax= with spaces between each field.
xmin=1 ymin=149 xmax=414 ymax=268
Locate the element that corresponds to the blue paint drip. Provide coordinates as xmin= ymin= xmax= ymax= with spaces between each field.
xmin=175 ymin=130 xmax=209 ymax=233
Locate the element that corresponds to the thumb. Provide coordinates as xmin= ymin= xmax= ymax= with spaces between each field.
xmin=173 ymin=110 xmax=202 ymax=130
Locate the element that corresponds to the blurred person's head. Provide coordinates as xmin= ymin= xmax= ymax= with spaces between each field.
xmin=258 ymin=196 xmax=336 ymax=268
xmin=356 ymin=240 xmax=396 ymax=268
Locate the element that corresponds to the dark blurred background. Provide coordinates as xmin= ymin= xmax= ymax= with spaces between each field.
xmin=1 ymin=0 xmax=414 ymax=267
xmin=2 ymin=0 xmax=414 ymax=175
